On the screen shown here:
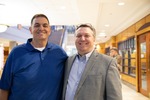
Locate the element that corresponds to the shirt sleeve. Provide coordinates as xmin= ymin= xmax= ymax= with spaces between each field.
xmin=0 ymin=52 xmax=14 ymax=90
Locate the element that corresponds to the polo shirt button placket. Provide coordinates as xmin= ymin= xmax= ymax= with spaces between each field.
xmin=41 ymin=52 xmax=44 ymax=60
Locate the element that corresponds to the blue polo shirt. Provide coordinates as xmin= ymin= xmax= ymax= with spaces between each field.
xmin=0 ymin=39 xmax=68 ymax=100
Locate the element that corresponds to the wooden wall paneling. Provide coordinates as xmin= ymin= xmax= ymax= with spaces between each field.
xmin=135 ymin=18 xmax=146 ymax=32
xmin=98 ymin=43 xmax=105 ymax=54
xmin=136 ymin=14 xmax=150 ymax=35
xmin=128 ymin=24 xmax=136 ymax=37
xmin=134 ymin=34 xmax=139 ymax=91
xmin=137 ymin=26 xmax=150 ymax=36
xmin=4 ymin=47 xmax=9 ymax=64
xmin=104 ymin=13 xmax=150 ymax=93
xmin=121 ymin=74 xmax=136 ymax=85
xmin=116 ymin=33 xmax=121 ymax=43
xmin=146 ymin=14 xmax=150 ymax=23
xmin=121 ymin=30 xmax=128 ymax=41
xmin=116 ymin=31 xmax=124 ymax=43
xmin=111 ymin=36 xmax=116 ymax=43
xmin=105 ymin=36 xmax=116 ymax=48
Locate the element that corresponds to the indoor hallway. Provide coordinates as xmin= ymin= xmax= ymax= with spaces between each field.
xmin=122 ymin=83 xmax=149 ymax=100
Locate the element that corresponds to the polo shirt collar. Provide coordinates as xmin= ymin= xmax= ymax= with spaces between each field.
xmin=25 ymin=38 xmax=52 ymax=51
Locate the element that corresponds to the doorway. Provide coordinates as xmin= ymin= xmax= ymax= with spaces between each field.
xmin=138 ymin=32 xmax=150 ymax=97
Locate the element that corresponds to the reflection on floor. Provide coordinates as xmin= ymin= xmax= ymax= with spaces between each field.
xmin=122 ymin=83 xmax=149 ymax=100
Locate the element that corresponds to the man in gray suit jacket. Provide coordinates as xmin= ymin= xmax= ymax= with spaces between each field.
xmin=62 ymin=24 xmax=122 ymax=100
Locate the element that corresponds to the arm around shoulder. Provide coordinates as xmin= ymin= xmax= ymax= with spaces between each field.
xmin=0 ymin=89 xmax=9 ymax=100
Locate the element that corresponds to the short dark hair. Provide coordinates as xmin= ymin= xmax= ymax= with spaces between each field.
xmin=31 ymin=14 xmax=49 ymax=25
xmin=110 ymin=47 xmax=119 ymax=53
xmin=76 ymin=23 xmax=96 ymax=38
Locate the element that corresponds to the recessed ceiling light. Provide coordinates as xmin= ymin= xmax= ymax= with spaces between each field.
xmin=98 ymin=32 xmax=106 ymax=37
xmin=105 ymin=24 xmax=110 ymax=27
xmin=60 ymin=6 xmax=66 ymax=10
xmin=0 ymin=3 xmax=5 ymax=6
xmin=118 ymin=2 xmax=125 ymax=6
xmin=0 ymin=24 xmax=8 ymax=32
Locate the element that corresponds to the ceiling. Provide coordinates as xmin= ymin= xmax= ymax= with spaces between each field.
xmin=0 ymin=0 xmax=150 ymax=46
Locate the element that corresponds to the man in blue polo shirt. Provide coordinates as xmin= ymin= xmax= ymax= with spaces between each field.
xmin=0 ymin=14 xmax=68 ymax=100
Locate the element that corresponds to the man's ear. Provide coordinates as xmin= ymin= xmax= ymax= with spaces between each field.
xmin=29 ymin=27 xmax=31 ymax=31
xmin=29 ymin=27 xmax=32 ymax=33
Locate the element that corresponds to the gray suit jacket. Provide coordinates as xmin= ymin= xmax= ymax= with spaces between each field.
xmin=62 ymin=50 xmax=122 ymax=100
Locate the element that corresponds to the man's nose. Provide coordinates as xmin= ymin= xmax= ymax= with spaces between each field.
xmin=39 ymin=25 xmax=44 ymax=30
xmin=81 ymin=36 xmax=86 ymax=40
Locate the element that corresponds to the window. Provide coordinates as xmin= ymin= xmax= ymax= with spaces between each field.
xmin=118 ymin=37 xmax=136 ymax=77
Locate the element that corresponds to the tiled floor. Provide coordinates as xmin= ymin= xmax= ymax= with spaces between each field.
xmin=122 ymin=83 xmax=149 ymax=100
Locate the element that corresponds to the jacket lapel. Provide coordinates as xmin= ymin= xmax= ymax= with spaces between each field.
xmin=75 ymin=50 xmax=98 ymax=94
xmin=63 ymin=55 xmax=76 ymax=94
